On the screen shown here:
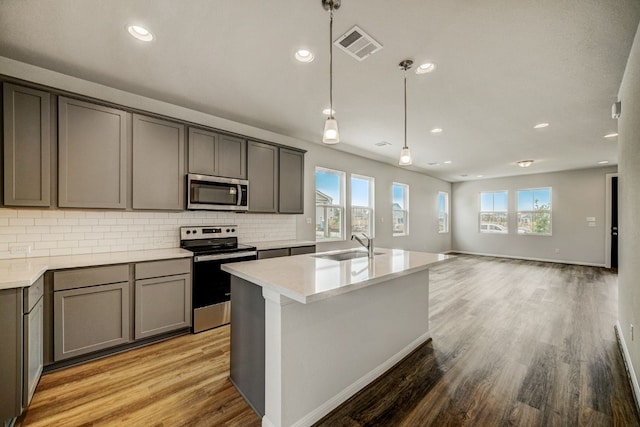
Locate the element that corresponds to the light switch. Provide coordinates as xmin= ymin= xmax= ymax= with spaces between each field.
xmin=586 ymin=217 xmax=596 ymax=222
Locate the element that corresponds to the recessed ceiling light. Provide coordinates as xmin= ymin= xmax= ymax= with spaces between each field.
xmin=416 ymin=63 xmax=436 ymax=74
xmin=127 ymin=24 xmax=153 ymax=42
xmin=430 ymin=128 xmax=443 ymax=134
xmin=604 ymin=132 xmax=619 ymax=138
xmin=322 ymin=108 xmax=336 ymax=115
xmin=477 ymin=175 xmax=484 ymax=178
xmin=443 ymin=160 xmax=452 ymax=164
xmin=533 ymin=123 xmax=549 ymax=129
xmin=598 ymin=160 xmax=609 ymax=164
xmin=295 ymin=49 xmax=314 ymax=63
xmin=517 ymin=160 xmax=534 ymax=168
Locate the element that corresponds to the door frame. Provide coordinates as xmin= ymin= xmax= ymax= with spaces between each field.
xmin=605 ymin=172 xmax=619 ymax=269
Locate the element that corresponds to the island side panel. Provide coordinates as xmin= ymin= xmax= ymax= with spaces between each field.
xmin=230 ymin=276 xmax=265 ymax=417
xmin=264 ymin=268 xmax=430 ymax=427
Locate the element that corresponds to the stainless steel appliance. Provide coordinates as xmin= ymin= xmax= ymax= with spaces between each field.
xmin=186 ymin=174 xmax=249 ymax=211
xmin=180 ymin=225 xmax=257 ymax=333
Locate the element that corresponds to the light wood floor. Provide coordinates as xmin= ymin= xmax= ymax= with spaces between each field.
xmin=18 ymin=255 xmax=639 ymax=426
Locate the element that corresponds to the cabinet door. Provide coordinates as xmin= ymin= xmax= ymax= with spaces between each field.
xmin=23 ymin=296 xmax=43 ymax=408
xmin=133 ymin=114 xmax=185 ymax=210
xmin=188 ymin=127 xmax=217 ymax=176
xmin=290 ymin=245 xmax=315 ymax=256
xmin=217 ymin=135 xmax=247 ymax=179
xmin=3 ymin=83 xmax=51 ymax=207
xmin=135 ymin=274 xmax=191 ymax=339
xmin=257 ymin=248 xmax=290 ymax=259
xmin=247 ymin=141 xmax=278 ymax=213
xmin=54 ymin=282 xmax=130 ymax=361
xmin=58 ymin=97 xmax=127 ymax=208
xmin=279 ymin=148 xmax=305 ymax=214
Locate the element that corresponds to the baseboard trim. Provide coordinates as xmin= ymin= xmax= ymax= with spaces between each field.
xmin=451 ymin=250 xmax=605 ymax=267
xmin=262 ymin=416 xmax=276 ymax=427
xmin=615 ymin=322 xmax=640 ymax=415
xmin=288 ymin=331 xmax=432 ymax=427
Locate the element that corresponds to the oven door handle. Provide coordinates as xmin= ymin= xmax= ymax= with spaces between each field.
xmin=194 ymin=251 xmax=257 ymax=262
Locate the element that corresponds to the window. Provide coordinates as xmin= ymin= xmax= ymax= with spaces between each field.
xmin=517 ymin=187 xmax=552 ymax=235
xmin=438 ymin=192 xmax=449 ymax=233
xmin=392 ymin=183 xmax=409 ymax=236
xmin=315 ymin=167 xmax=345 ymax=241
xmin=351 ymin=174 xmax=375 ymax=237
xmin=480 ymin=191 xmax=508 ymax=233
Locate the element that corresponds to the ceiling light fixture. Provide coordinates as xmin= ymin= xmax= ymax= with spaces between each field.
xmin=322 ymin=0 xmax=341 ymax=144
xmin=398 ymin=59 xmax=414 ymax=166
xmin=295 ymin=49 xmax=314 ymax=62
xmin=430 ymin=127 xmax=443 ymax=134
xmin=533 ymin=122 xmax=549 ymax=129
xmin=604 ymin=132 xmax=619 ymax=138
xmin=599 ymin=160 xmax=610 ymax=164
xmin=416 ymin=62 xmax=436 ymax=74
xmin=127 ymin=24 xmax=153 ymax=42
xmin=517 ymin=160 xmax=534 ymax=168
xmin=443 ymin=160 xmax=452 ymax=164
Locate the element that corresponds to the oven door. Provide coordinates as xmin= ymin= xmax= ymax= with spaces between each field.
xmin=192 ymin=251 xmax=257 ymax=332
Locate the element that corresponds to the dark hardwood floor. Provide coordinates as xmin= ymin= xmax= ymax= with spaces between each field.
xmin=17 ymin=255 xmax=639 ymax=426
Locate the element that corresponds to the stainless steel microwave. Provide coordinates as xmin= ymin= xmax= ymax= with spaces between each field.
xmin=187 ymin=174 xmax=249 ymax=211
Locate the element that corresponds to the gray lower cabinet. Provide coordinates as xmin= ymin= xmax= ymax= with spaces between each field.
xmin=257 ymin=245 xmax=315 ymax=259
xmin=247 ymin=141 xmax=278 ymax=213
xmin=278 ymin=148 xmax=305 ymax=214
xmin=0 ymin=276 xmax=44 ymax=423
xmin=188 ymin=128 xmax=246 ymax=179
xmin=58 ymin=97 xmax=127 ymax=208
xmin=3 ymin=83 xmax=51 ymax=207
xmin=289 ymin=245 xmax=316 ymax=256
xmin=53 ymin=265 xmax=130 ymax=361
xmin=134 ymin=259 xmax=192 ymax=340
xmin=133 ymin=114 xmax=185 ymax=210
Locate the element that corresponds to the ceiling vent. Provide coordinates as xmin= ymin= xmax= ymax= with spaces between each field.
xmin=334 ymin=25 xmax=382 ymax=61
xmin=375 ymin=141 xmax=391 ymax=147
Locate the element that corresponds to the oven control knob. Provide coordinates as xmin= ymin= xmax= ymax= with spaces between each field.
xmin=226 ymin=228 xmax=230 ymax=232
xmin=193 ymin=230 xmax=197 ymax=234
xmin=186 ymin=230 xmax=191 ymax=234
xmin=231 ymin=228 xmax=235 ymax=232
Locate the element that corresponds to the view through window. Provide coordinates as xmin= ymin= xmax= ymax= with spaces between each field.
xmin=351 ymin=175 xmax=374 ymax=237
xmin=517 ymin=188 xmax=552 ymax=235
xmin=315 ymin=168 xmax=345 ymax=241
xmin=438 ymin=192 xmax=449 ymax=233
xmin=392 ymin=183 xmax=409 ymax=236
xmin=480 ymin=191 xmax=508 ymax=233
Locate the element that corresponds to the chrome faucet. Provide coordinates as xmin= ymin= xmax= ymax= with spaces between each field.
xmin=351 ymin=233 xmax=374 ymax=258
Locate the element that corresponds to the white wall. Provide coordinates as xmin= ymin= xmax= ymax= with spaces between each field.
xmin=0 ymin=57 xmax=452 ymax=257
xmin=451 ymin=167 xmax=617 ymax=266
xmin=617 ymin=18 xmax=640 ymax=405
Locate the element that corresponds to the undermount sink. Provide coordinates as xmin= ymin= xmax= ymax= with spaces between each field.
xmin=313 ymin=250 xmax=383 ymax=262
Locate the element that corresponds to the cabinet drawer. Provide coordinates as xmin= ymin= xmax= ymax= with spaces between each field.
xmin=135 ymin=258 xmax=191 ymax=280
xmin=23 ymin=275 xmax=44 ymax=312
xmin=53 ymin=264 xmax=129 ymax=291
xmin=257 ymin=248 xmax=290 ymax=259
xmin=290 ymin=245 xmax=316 ymax=256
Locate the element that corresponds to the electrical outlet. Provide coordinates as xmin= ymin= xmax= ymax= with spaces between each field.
xmin=306 ymin=217 xmax=312 ymax=224
xmin=10 ymin=245 xmax=31 ymax=255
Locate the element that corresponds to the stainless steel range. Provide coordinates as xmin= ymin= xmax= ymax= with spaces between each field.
xmin=180 ymin=225 xmax=257 ymax=333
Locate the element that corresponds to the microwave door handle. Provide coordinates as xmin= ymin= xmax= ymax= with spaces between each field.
xmin=237 ymin=184 xmax=243 ymax=206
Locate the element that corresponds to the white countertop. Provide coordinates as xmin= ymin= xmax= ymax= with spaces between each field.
xmin=0 ymin=248 xmax=193 ymax=290
xmin=222 ymin=248 xmax=452 ymax=304
xmin=246 ymin=240 xmax=316 ymax=251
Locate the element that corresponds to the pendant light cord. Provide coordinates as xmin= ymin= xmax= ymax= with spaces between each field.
xmin=403 ymin=67 xmax=407 ymax=149
xmin=329 ymin=5 xmax=334 ymax=119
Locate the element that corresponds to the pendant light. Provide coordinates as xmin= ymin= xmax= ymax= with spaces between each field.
xmin=398 ymin=59 xmax=413 ymax=166
xmin=322 ymin=0 xmax=341 ymax=144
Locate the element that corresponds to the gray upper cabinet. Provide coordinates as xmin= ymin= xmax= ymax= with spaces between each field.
xmin=247 ymin=141 xmax=278 ymax=213
xmin=3 ymin=83 xmax=51 ymax=207
xmin=58 ymin=97 xmax=127 ymax=208
xmin=133 ymin=114 xmax=185 ymax=210
xmin=188 ymin=128 xmax=246 ymax=179
xmin=279 ymin=148 xmax=305 ymax=214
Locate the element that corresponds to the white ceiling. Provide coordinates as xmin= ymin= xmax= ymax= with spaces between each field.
xmin=1 ymin=0 xmax=639 ymax=182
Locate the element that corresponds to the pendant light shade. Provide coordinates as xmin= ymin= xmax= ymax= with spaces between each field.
xmin=323 ymin=117 xmax=340 ymax=144
xmin=398 ymin=59 xmax=414 ymax=166
xmin=322 ymin=0 xmax=341 ymax=144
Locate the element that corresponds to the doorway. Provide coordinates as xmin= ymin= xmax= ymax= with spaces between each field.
xmin=605 ymin=173 xmax=619 ymax=269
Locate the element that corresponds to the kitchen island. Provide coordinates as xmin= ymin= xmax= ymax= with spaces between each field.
xmin=222 ymin=248 xmax=451 ymax=427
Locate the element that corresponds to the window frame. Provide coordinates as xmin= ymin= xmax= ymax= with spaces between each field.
xmin=350 ymin=174 xmax=375 ymax=238
xmin=315 ymin=167 xmax=346 ymax=242
xmin=479 ymin=190 xmax=509 ymax=234
xmin=516 ymin=187 xmax=552 ymax=236
xmin=392 ymin=182 xmax=409 ymax=237
xmin=438 ymin=191 xmax=449 ymax=234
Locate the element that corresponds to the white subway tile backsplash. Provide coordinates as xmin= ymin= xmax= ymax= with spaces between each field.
xmin=0 ymin=208 xmax=296 ymax=260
